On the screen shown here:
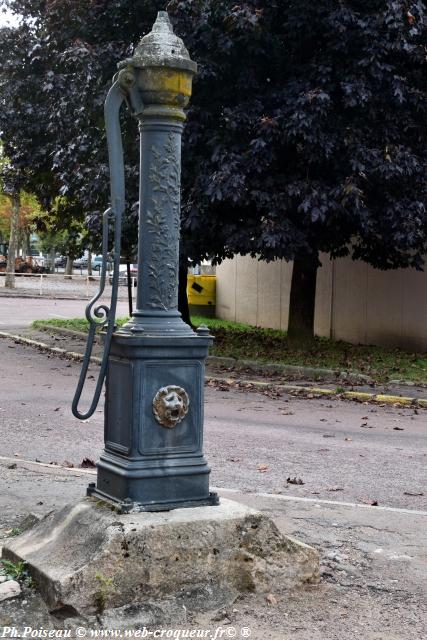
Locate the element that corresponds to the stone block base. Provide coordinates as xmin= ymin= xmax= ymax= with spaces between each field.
xmin=2 ymin=498 xmax=319 ymax=616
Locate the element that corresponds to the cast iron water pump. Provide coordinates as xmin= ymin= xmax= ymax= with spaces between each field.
xmin=72 ymin=12 xmax=218 ymax=513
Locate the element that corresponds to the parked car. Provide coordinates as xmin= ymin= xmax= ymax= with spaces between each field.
xmin=73 ymin=257 xmax=88 ymax=269
xmin=109 ymin=263 xmax=138 ymax=286
xmin=92 ymin=255 xmax=113 ymax=272
xmin=54 ymin=256 xmax=67 ymax=268
xmin=92 ymin=255 xmax=104 ymax=271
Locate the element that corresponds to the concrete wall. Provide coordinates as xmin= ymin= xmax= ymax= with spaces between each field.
xmin=216 ymin=255 xmax=427 ymax=351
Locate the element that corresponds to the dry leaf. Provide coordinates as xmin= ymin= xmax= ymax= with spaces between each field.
xmin=393 ymin=426 xmax=404 ymax=431
xmin=80 ymin=458 xmax=96 ymax=468
xmin=327 ymin=486 xmax=344 ymax=492
xmin=266 ymin=593 xmax=277 ymax=605
xmin=344 ymin=437 xmax=352 ymax=441
xmin=287 ymin=477 xmax=304 ymax=485
xmin=229 ymin=457 xmax=240 ymax=463
xmin=257 ymin=464 xmax=269 ymax=473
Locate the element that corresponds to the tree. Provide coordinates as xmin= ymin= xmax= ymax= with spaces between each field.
xmin=170 ymin=0 xmax=427 ymax=338
xmin=1 ymin=1 xmax=426 ymax=337
xmin=4 ymin=192 xmax=19 ymax=288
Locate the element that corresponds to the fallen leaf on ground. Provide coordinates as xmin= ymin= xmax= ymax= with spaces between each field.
xmin=403 ymin=491 xmax=424 ymax=496
xmin=80 ymin=458 xmax=96 ymax=468
xmin=266 ymin=593 xmax=277 ymax=605
xmin=393 ymin=426 xmax=404 ymax=431
xmin=344 ymin=437 xmax=352 ymax=441
xmin=257 ymin=464 xmax=269 ymax=473
xmin=229 ymin=457 xmax=240 ymax=463
xmin=62 ymin=460 xmax=74 ymax=468
xmin=54 ymin=407 xmax=61 ymax=412
xmin=327 ymin=486 xmax=344 ymax=492
xmin=287 ymin=477 xmax=305 ymax=485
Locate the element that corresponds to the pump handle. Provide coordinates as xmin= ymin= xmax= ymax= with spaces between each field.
xmin=72 ymin=79 xmax=126 ymax=420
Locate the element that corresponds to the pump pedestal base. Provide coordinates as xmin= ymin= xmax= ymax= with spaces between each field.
xmin=2 ymin=497 xmax=320 ymax=617
xmin=94 ymin=330 xmax=215 ymax=510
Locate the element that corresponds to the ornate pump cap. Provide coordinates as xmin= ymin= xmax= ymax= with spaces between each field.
xmin=120 ymin=11 xmax=197 ymax=75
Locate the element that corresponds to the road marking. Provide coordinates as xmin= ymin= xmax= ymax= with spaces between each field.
xmin=1 ymin=457 xmax=426 ymax=517
xmin=213 ymin=487 xmax=427 ymax=517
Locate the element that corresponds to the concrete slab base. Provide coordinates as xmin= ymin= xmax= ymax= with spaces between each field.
xmin=2 ymin=497 xmax=319 ymax=617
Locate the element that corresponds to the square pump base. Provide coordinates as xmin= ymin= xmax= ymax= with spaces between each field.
xmin=2 ymin=498 xmax=320 ymax=617
xmin=94 ymin=330 xmax=217 ymax=511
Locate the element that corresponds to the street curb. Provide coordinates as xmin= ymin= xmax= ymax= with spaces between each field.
xmin=0 ymin=331 xmax=101 ymax=366
xmin=33 ymin=323 xmax=101 ymax=343
xmin=205 ymin=376 xmax=426 ymax=407
xmin=35 ymin=323 xmax=373 ymax=385
xmin=0 ymin=292 xmax=88 ymax=301
xmin=34 ymin=323 xmax=426 ymax=393
xmin=1 ymin=330 xmax=425 ymax=408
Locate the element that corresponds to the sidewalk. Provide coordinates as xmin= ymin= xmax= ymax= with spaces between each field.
xmin=0 ymin=458 xmax=426 ymax=639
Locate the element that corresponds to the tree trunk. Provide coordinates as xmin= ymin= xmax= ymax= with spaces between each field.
xmin=20 ymin=230 xmax=30 ymax=260
xmin=178 ymin=262 xmax=192 ymax=327
xmin=87 ymin=250 xmax=93 ymax=276
xmin=287 ymin=250 xmax=319 ymax=341
xmin=126 ymin=260 xmax=133 ymax=316
xmin=49 ymin=246 xmax=55 ymax=273
xmin=5 ymin=193 xmax=20 ymax=289
xmin=65 ymin=256 xmax=73 ymax=276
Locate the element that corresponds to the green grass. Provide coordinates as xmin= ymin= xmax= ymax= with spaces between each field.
xmin=32 ymin=316 xmax=427 ymax=384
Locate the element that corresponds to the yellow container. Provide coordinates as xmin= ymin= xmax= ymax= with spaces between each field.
xmin=187 ymin=275 xmax=216 ymax=317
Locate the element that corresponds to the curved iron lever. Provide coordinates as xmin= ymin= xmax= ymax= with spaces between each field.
xmin=72 ymin=79 xmax=126 ymax=420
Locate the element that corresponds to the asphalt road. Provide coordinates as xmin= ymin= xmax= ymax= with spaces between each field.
xmin=0 ymin=337 xmax=425 ymax=511
xmin=0 ymin=334 xmax=426 ymax=639
xmin=0 ymin=295 xmax=129 ymax=329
